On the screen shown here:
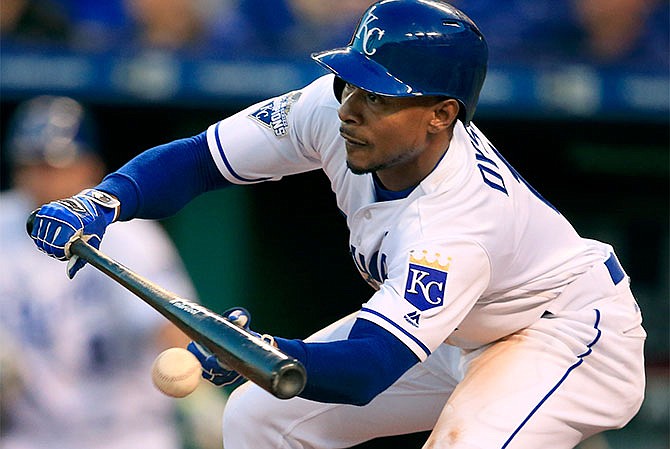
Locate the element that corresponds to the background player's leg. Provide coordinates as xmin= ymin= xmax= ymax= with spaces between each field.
xmin=423 ymin=270 xmax=645 ymax=449
xmin=223 ymin=313 xmax=462 ymax=449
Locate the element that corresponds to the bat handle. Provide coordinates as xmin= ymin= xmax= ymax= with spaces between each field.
xmin=26 ymin=209 xmax=86 ymax=261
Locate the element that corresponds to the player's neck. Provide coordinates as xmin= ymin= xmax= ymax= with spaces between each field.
xmin=376 ymin=134 xmax=452 ymax=191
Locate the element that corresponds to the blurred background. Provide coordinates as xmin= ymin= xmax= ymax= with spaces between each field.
xmin=1 ymin=0 xmax=667 ymax=448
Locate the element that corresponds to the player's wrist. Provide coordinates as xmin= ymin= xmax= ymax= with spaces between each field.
xmin=78 ymin=189 xmax=121 ymax=224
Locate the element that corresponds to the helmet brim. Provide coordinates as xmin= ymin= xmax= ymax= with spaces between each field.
xmin=311 ymin=47 xmax=417 ymax=97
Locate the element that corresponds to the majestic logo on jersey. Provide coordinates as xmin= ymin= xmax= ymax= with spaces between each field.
xmin=356 ymin=12 xmax=385 ymax=56
xmin=404 ymin=310 xmax=421 ymax=328
xmin=248 ymin=91 xmax=302 ymax=137
xmin=404 ymin=250 xmax=450 ymax=311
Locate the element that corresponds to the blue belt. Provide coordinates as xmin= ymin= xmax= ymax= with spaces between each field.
xmin=604 ymin=253 xmax=625 ymax=285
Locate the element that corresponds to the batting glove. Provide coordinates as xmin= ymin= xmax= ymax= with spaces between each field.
xmin=187 ymin=308 xmax=275 ymax=387
xmin=187 ymin=341 xmax=244 ymax=387
xmin=30 ymin=189 xmax=120 ymax=278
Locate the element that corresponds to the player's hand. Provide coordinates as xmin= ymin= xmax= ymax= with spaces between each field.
xmin=187 ymin=341 xmax=244 ymax=387
xmin=29 ymin=189 xmax=120 ymax=278
xmin=187 ymin=308 xmax=275 ymax=387
xmin=223 ymin=307 xmax=277 ymax=347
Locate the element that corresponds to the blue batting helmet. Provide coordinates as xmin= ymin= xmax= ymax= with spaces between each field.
xmin=312 ymin=0 xmax=488 ymax=124
xmin=5 ymin=95 xmax=99 ymax=168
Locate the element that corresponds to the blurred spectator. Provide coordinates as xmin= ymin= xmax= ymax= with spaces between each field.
xmin=572 ymin=0 xmax=669 ymax=69
xmin=0 ymin=96 xmax=197 ymax=449
xmin=453 ymin=0 xmax=579 ymax=65
xmin=210 ymin=0 xmax=373 ymax=57
xmin=57 ymin=0 xmax=129 ymax=51
xmin=284 ymin=0 xmax=373 ymax=54
xmin=2 ymin=0 xmax=667 ymax=69
xmin=2 ymin=0 xmax=238 ymax=54
xmin=0 ymin=0 xmax=71 ymax=47
xmin=455 ymin=0 xmax=669 ymax=70
xmin=121 ymin=0 xmax=235 ymax=54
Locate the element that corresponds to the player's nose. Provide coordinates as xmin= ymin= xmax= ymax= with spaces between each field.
xmin=338 ymin=88 xmax=363 ymax=125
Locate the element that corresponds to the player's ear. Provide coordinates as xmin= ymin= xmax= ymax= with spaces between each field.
xmin=428 ymin=99 xmax=459 ymax=133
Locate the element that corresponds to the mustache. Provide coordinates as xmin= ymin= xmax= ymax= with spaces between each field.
xmin=339 ymin=127 xmax=367 ymax=145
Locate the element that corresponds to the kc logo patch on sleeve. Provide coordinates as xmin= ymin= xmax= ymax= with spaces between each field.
xmin=404 ymin=250 xmax=451 ymax=311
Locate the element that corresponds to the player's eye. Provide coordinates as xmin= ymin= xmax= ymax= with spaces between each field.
xmin=343 ymin=83 xmax=381 ymax=104
xmin=366 ymin=93 xmax=379 ymax=103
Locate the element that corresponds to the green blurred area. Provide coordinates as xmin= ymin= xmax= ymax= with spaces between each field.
xmin=160 ymin=187 xmax=254 ymax=311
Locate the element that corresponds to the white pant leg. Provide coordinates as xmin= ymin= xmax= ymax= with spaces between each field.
xmin=424 ymin=264 xmax=646 ymax=449
xmin=223 ymin=313 xmax=462 ymax=449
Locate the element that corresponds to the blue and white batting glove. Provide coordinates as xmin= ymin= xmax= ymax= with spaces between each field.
xmin=187 ymin=341 xmax=244 ymax=387
xmin=187 ymin=308 xmax=275 ymax=387
xmin=30 ymin=189 xmax=120 ymax=278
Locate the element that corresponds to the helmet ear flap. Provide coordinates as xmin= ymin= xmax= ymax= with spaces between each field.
xmin=455 ymin=100 xmax=466 ymax=124
xmin=333 ymin=76 xmax=346 ymax=103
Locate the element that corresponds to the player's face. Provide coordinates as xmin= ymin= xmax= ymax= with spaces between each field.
xmin=338 ymin=82 xmax=455 ymax=190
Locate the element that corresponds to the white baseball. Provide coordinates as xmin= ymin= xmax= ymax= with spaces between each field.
xmin=151 ymin=347 xmax=201 ymax=398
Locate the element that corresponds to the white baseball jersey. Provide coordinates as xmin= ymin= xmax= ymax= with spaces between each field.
xmin=206 ymin=74 xmax=611 ymax=358
xmin=205 ymin=74 xmax=645 ymax=448
xmin=0 ymin=190 xmax=197 ymax=449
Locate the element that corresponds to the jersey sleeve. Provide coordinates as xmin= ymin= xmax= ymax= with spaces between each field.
xmin=357 ymin=239 xmax=491 ymax=361
xmin=206 ymin=75 xmax=338 ymax=185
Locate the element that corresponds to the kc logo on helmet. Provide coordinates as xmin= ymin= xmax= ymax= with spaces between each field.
xmin=404 ymin=250 xmax=450 ymax=311
xmin=356 ymin=12 xmax=385 ymax=56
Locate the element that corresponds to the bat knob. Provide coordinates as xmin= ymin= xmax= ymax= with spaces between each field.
xmin=26 ymin=209 xmax=39 ymax=235
xmin=272 ymin=359 xmax=307 ymax=399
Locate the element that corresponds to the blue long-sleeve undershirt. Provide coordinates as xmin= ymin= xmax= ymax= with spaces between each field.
xmin=96 ymin=131 xmax=230 ymax=221
xmin=94 ymin=130 xmax=420 ymax=405
xmin=276 ymin=319 xmax=419 ymax=405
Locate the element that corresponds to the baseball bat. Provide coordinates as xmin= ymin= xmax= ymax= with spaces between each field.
xmin=27 ymin=211 xmax=306 ymax=399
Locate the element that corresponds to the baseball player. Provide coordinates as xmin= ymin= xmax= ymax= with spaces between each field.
xmin=28 ymin=1 xmax=646 ymax=448
xmin=1 ymin=96 xmax=198 ymax=449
